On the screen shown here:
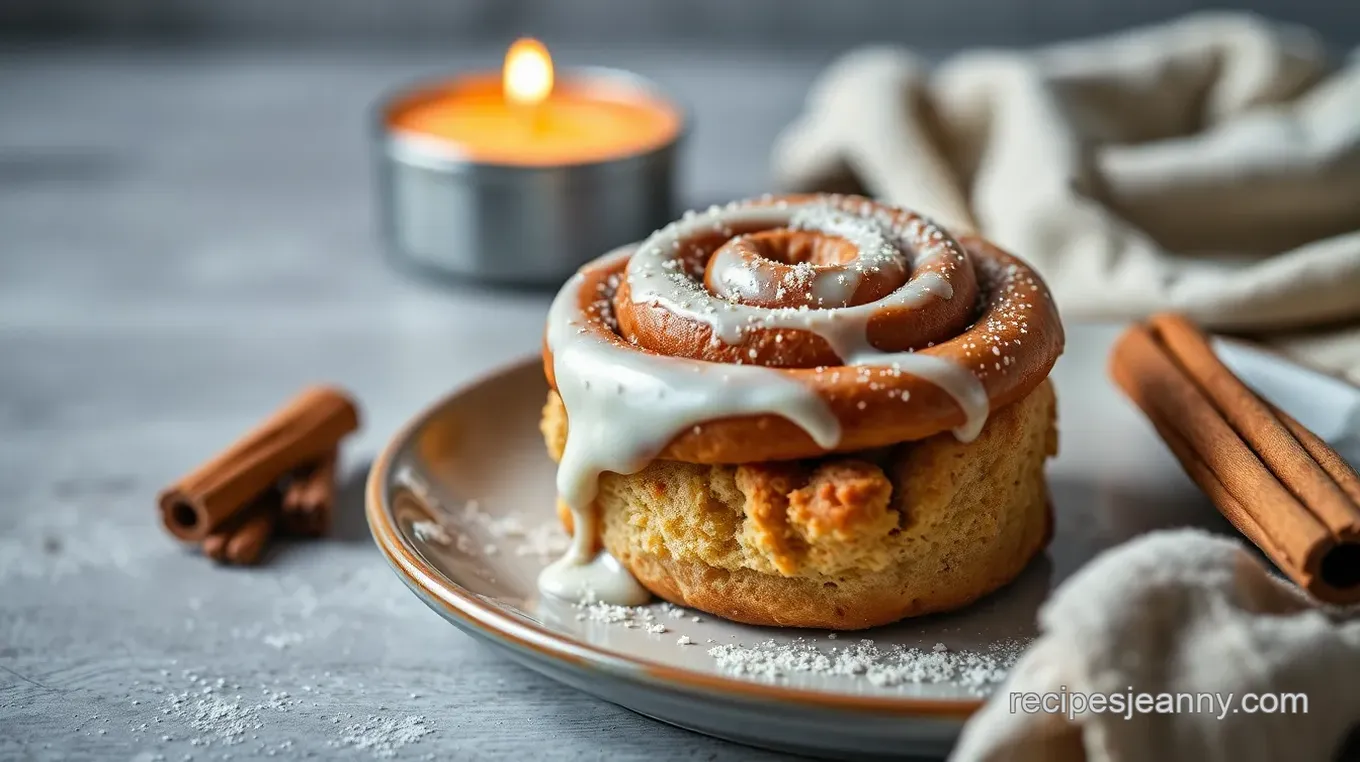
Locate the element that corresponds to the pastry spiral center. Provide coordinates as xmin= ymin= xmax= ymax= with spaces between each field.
xmin=704 ymin=229 xmax=907 ymax=309
xmin=619 ymin=196 xmax=980 ymax=368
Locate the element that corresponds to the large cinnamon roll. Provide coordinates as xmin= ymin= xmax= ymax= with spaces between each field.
xmin=538 ymin=194 xmax=1063 ymax=629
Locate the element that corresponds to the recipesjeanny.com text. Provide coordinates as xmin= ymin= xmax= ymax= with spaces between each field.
xmin=1009 ymin=688 xmax=1308 ymax=721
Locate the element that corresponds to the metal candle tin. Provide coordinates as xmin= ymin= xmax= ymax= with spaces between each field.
xmin=374 ymin=68 xmax=684 ymax=286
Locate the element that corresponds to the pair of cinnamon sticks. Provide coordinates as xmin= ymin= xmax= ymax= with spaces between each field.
xmin=158 ymin=386 xmax=360 ymax=565
xmin=1111 ymin=314 xmax=1360 ymax=604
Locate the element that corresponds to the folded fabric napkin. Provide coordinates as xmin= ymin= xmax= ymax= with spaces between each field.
xmin=775 ymin=12 xmax=1360 ymax=384
xmin=949 ymin=530 xmax=1360 ymax=762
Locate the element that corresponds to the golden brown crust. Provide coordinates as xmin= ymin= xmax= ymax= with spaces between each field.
xmin=617 ymin=537 xmax=1044 ymax=630
xmin=542 ymin=380 xmax=1058 ymax=629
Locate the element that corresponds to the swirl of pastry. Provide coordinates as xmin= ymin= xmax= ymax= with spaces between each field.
xmin=616 ymin=194 xmax=978 ymax=369
xmin=542 ymin=194 xmax=1063 ymax=514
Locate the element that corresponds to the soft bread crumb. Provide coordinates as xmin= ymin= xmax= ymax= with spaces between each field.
xmin=733 ymin=459 xmax=900 ymax=577
xmin=734 ymin=463 xmax=807 ymax=576
xmin=789 ymin=460 xmax=894 ymax=539
xmin=788 ymin=460 xmax=899 ymax=575
xmin=539 ymin=380 xmax=1058 ymax=629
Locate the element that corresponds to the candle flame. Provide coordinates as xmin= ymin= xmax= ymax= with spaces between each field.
xmin=503 ymin=38 xmax=554 ymax=107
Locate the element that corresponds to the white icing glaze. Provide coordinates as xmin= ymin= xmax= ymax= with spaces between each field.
xmin=708 ymin=242 xmax=780 ymax=301
xmin=539 ymin=541 xmax=650 ymax=606
xmin=628 ymin=198 xmax=986 ymax=439
xmin=629 ymin=201 xmax=955 ymax=350
xmin=538 ymin=198 xmax=994 ymax=604
xmin=705 ymin=203 xmax=902 ymax=309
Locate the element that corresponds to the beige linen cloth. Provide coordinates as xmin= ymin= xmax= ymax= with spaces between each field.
xmin=949 ymin=530 xmax=1360 ymax=762
xmin=774 ymin=13 xmax=1360 ymax=384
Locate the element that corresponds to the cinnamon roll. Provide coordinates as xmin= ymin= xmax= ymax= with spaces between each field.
xmin=538 ymin=194 xmax=1063 ymax=629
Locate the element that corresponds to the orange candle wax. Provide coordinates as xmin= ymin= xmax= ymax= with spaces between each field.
xmin=387 ymin=39 xmax=681 ymax=167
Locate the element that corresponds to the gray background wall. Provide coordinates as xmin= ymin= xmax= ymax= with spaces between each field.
xmin=3 ymin=0 xmax=1358 ymax=48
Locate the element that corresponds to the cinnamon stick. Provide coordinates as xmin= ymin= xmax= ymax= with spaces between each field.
xmin=280 ymin=452 xmax=337 ymax=537
xmin=225 ymin=506 xmax=277 ymax=565
xmin=203 ymin=491 xmax=280 ymax=565
xmin=201 ymin=529 xmax=230 ymax=562
xmin=1110 ymin=315 xmax=1360 ymax=603
xmin=158 ymin=386 xmax=359 ymax=542
xmin=1271 ymin=404 xmax=1360 ymax=508
xmin=1148 ymin=314 xmax=1360 ymax=539
xmin=1134 ymin=405 xmax=1292 ymax=566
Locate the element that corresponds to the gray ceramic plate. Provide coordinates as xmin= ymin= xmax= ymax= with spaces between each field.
xmin=366 ymin=324 xmax=1360 ymax=760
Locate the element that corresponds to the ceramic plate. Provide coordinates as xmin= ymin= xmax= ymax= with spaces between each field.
xmin=366 ymin=324 xmax=1360 ymax=760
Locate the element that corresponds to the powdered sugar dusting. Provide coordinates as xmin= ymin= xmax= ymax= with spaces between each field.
xmin=329 ymin=715 xmax=433 ymax=758
xmin=514 ymin=522 xmax=572 ymax=561
xmin=570 ymin=598 xmax=1027 ymax=695
xmin=163 ymin=691 xmax=259 ymax=746
xmin=399 ymin=468 xmax=570 ymax=562
xmin=573 ymin=599 xmax=677 ymax=630
xmin=628 ymin=196 xmax=964 ymax=358
xmin=125 ymin=667 xmax=438 ymax=759
xmin=146 ymin=671 xmax=315 ymax=750
xmin=411 ymin=520 xmax=451 ymax=546
xmin=707 ymin=637 xmax=1027 ymax=695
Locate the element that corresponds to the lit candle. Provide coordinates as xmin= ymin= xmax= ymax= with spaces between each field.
xmin=386 ymin=38 xmax=682 ymax=166
xmin=375 ymin=39 xmax=684 ymax=284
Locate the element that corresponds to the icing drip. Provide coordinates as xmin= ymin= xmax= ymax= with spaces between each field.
xmin=539 ymin=540 xmax=649 ymax=606
xmin=539 ymin=248 xmax=843 ymax=604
